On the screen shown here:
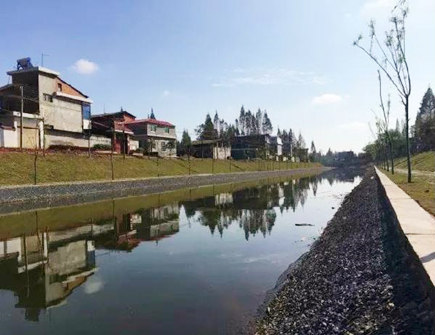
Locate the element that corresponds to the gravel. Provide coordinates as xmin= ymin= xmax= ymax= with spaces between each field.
xmin=0 ymin=167 xmax=328 ymax=214
xmin=256 ymin=168 xmax=435 ymax=334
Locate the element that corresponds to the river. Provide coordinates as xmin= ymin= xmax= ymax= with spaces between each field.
xmin=0 ymin=169 xmax=363 ymax=335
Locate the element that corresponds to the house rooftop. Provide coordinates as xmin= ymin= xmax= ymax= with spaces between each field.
xmin=7 ymin=66 xmax=60 ymax=77
xmin=125 ymin=118 xmax=175 ymax=127
xmin=92 ymin=110 xmax=137 ymax=119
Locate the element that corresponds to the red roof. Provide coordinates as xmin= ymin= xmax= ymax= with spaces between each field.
xmin=125 ymin=118 xmax=174 ymax=127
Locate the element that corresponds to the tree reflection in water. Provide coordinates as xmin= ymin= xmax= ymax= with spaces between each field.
xmin=0 ymin=168 xmax=363 ymax=321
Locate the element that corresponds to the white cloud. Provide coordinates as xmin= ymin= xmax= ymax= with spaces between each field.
xmin=162 ymin=90 xmax=170 ymax=97
xmin=71 ymin=59 xmax=99 ymax=75
xmin=312 ymin=93 xmax=343 ymax=105
xmin=84 ymin=279 xmax=104 ymax=294
xmin=212 ymin=68 xmax=325 ymax=87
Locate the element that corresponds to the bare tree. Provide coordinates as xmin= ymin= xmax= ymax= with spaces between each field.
xmin=375 ymin=70 xmax=395 ymax=174
xmin=354 ymin=0 xmax=411 ymax=182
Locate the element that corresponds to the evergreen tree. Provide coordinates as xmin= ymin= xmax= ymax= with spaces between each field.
xmin=256 ymin=109 xmax=263 ymax=134
xmin=262 ymin=112 xmax=273 ymax=134
xmin=415 ymin=87 xmax=435 ymax=151
xmin=196 ymin=114 xmax=217 ymax=140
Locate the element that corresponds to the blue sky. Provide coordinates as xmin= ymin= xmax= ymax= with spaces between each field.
xmin=1 ymin=0 xmax=434 ymax=152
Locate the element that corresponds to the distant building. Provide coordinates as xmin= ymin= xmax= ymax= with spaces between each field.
xmin=126 ymin=117 xmax=177 ymax=157
xmin=294 ymin=148 xmax=309 ymax=162
xmin=281 ymin=139 xmax=292 ymax=158
xmin=191 ymin=139 xmax=231 ymax=159
xmin=231 ymin=134 xmax=272 ymax=160
xmin=270 ymin=136 xmax=283 ymax=159
xmin=0 ymin=57 xmax=105 ymax=149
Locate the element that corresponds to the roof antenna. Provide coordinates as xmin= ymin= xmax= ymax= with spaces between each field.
xmin=41 ymin=53 xmax=49 ymax=67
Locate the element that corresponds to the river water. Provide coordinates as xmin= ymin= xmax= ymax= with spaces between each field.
xmin=0 ymin=169 xmax=362 ymax=335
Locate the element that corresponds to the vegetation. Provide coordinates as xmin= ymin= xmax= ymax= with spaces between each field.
xmin=363 ymin=88 xmax=434 ymax=171
xmin=355 ymin=0 xmax=412 ymax=181
xmin=383 ymin=170 xmax=434 ymax=216
xmin=414 ymin=87 xmax=435 ymax=152
xmin=394 ymin=151 xmax=434 ymax=172
xmin=0 ymin=151 xmax=321 ymax=186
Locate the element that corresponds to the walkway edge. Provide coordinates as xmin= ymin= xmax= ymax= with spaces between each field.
xmin=375 ymin=167 xmax=435 ymax=286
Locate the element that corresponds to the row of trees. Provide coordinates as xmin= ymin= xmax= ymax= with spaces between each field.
xmin=177 ymin=107 xmax=316 ymax=161
xmin=363 ymin=87 xmax=434 ymax=169
xmin=195 ymin=107 xmax=273 ymax=141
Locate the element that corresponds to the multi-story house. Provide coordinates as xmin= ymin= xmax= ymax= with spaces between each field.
xmin=0 ymin=58 xmax=105 ymax=149
xmin=91 ymin=109 xmax=138 ymax=153
xmin=231 ymin=134 xmax=272 ymax=160
xmin=125 ymin=116 xmax=177 ymax=157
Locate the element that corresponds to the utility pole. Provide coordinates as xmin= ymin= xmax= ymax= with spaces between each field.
xmin=123 ymin=123 xmax=126 ymax=160
xmin=111 ymin=120 xmax=115 ymax=180
xmin=20 ymin=85 xmax=24 ymax=151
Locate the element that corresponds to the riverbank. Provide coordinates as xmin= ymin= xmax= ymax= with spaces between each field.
xmin=0 ymin=151 xmax=319 ymax=186
xmin=0 ymin=166 xmax=329 ymax=214
xmin=256 ymin=168 xmax=435 ymax=334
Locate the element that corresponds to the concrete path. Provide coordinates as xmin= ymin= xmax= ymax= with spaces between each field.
xmin=376 ymin=167 xmax=435 ymax=286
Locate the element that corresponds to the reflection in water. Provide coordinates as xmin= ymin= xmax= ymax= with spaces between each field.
xmin=0 ymin=168 xmax=363 ymax=325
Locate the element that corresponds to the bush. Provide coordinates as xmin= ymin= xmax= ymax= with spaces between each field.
xmin=93 ymin=144 xmax=112 ymax=150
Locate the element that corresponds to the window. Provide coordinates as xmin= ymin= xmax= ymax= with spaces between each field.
xmin=57 ymin=83 xmax=62 ymax=92
xmin=43 ymin=94 xmax=53 ymax=102
xmin=161 ymin=142 xmax=166 ymax=150
xmin=164 ymin=127 xmax=169 ymax=133
xmin=82 ymin=104 xmax=91 ymax=120
xmin=150 ymin=124 xmax=157 ymax=132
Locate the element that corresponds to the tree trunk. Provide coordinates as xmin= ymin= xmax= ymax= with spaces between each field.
xmin=389 ymin=141 xmax=394 ymax=175
xmin=405 ymin=97 xmax=412 ymax=182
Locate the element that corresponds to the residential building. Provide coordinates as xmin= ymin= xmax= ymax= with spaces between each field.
xmin=270 ymin=136 xmax=283 ymax=159
xmin=191 ymin=138 xmax=231 ymax=159
xmin=231 ymin=134 xmax=272 ymax=160
xmin=125 ymin=116 xmax=177 ymax=157
xmin=0 ymin=58 xmax=106 ymax=149
xmin=91 ymin=109 xmax=139 ymax=153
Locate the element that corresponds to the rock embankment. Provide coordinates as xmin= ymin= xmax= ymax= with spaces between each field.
xmin=256 ymin=169 xmax=435 ymax=334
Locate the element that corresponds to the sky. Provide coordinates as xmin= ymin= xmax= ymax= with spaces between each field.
xmin=0 ymin=0 xmax=434 ymax=153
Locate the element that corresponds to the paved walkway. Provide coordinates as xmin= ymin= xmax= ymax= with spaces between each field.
xmin=376 ymin=167 xmax=435 ymax=285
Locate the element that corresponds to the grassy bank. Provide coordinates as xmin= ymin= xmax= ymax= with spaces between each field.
xmin=394 ymin=151 xmax=435 ymax=172
xmin=382 ymin=151 xmax=434 ymax=215
xmin=383 ymin=170 xmax=434 ymax=216
xmin=0 ymin=151 xmax=320 ymax=186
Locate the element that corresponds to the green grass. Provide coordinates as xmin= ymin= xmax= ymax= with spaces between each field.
xmin=0 ymin=151 xmax=321 ymax=186
xmin=383 ymin=170 xmax=435 ymax=216
xmin=394 ymin=151 xmax=435 ymax=172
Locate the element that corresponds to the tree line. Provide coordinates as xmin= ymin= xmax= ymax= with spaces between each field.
xmin=363 ymin=87 xmax=435 ymax=170
xmin=177 ymin=106 xmax=316 ymax=160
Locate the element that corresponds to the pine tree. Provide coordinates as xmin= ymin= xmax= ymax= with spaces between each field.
xmin=196 ymin=114 xmax=217 ymax=140
xmin=415 ymin=87 xmax=435 ymax=151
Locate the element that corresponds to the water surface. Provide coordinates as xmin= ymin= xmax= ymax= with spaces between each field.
xmin=0 ymin=169 xmax=363 ymax=334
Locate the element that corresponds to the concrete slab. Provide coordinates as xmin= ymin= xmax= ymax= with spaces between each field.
xmin=376 ymin=167 xmax=435 ymax=285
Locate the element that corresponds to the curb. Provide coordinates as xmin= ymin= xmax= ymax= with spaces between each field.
xmin=375 ymin=167 xmax=435 ymax=286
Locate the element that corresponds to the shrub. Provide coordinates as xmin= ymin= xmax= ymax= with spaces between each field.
xmin=93 ymin=144 xmax=112 ymax=150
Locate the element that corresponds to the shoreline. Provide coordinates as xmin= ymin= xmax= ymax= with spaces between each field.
xmin=255 ymin=168 xmax=435 ymax=334
xmin=0 ymin=167 xmax=330 ymax=214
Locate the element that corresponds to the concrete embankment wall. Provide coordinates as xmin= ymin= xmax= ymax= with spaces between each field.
xmin=256 ymin=168 xmax=435 ymax=334
xmin=0 ymin=167 xmax=328 ymax=214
